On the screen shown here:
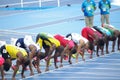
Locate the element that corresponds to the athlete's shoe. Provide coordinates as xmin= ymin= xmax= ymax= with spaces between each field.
xmin=56 ymin=58 xmax=60 ymax=62
xmin=72 ymin=54 xmax=76 ymax=58
xmin=64 ymin=56 xmax=68 ymax=60
xmin=49 ymin=60 xmax=52 ymax=66
xmin=11 ymin=65 xmax=16 ymax=70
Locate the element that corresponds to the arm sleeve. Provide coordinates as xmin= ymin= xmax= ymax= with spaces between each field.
xmin=108 ymin=1 xmax=111 ymax=8
xmin=98 ymin=2 xmax=101 ymax=9
xmin=81 ymin=2 xmax=85 ymax=11
xmin=93 ymin=1 xmax=96 ymax=10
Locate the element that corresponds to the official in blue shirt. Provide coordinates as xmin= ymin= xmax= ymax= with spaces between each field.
xmin=99 ymin=0 xmax=111 ymax=26
xmin=82 ymin=0 xmax=96 ymax=27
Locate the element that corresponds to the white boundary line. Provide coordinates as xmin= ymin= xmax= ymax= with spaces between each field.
xmin=0 ymin=5 xmax=57 ymax=18
xmin=0 ymin=29 xmax=37 ymax=36
xmin=0 ymin=0 xmax=55 ymax=7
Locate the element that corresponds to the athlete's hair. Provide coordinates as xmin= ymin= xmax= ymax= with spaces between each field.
xmin=3 ymin=62 xmax=11 ymax=71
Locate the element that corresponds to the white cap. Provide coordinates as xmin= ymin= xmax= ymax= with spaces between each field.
xmin=24 ymin=35 xmax=34 ymax=46
xmin=11 ymin=38 xmax=17 ymax=45
xmin=0 ymin=40 xmax=6 ymax=48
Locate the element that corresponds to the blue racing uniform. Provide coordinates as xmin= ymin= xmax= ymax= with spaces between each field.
xmin=99 ymin=0 xmax=111 ymax=15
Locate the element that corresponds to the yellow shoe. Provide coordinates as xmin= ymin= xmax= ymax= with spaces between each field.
xmin=72 ymin=54 xmax=76 ymax=58
xmin=17 ymin=70 xmax=20 ymax=74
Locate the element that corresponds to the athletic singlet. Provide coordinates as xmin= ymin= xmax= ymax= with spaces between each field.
xmin=105 ymin=24 xmax=120 ymax=32
xmin=48 ymin=38 xmax=60 ymax=47
xmin=93 ymin=26 xmax=111 ymax=36
xmin=54 ymin=34 xmax=75 ymax=49
xmin=24 ymin=38 xmax=40 ymax=51
xmin=36 ymin=33 xmax=49 ymax=49
xmin=103 ymin=24 xmax=114 ymax=36
xmin=82 ymin=27 xmax=102 ymax=42
xmin=101 ymin=27 xmax=111 ymax=36
xmin=67 ymin=33 xmax=88 ymax=44
xmin=16 ymin=38 xmax=40 ymax=52
xmin=36 ymin=33 xmax=60 ymax=49
xmin=5 ymin=44 xmax=27 ymax=59
xmin=91 ymin=28 xmax=102 ymax=38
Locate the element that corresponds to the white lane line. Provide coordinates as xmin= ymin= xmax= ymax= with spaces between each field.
xmin=22 ymin=76 xmax=120 ymax=79
xmin=84 ymin=62 xmax=120 ymax=65
xmin=0 ymin=29 xmax=37 ymax=35
xmin=56 ymin=67 xmax=120 ymax=70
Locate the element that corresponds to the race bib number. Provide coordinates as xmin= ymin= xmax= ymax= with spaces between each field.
xmin=102 ymin=8 xmax=106 ymax=11
xmin=87 ymin=6 xmax=91 ymax=11
xmin=2 ymin=49 xmax=7 ymax=53
xmin=16 ymin=42 xmax=21 ymax=47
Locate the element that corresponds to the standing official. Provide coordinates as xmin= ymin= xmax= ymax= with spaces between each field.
xmin=82 ymin=0 xmax=96 ymax=27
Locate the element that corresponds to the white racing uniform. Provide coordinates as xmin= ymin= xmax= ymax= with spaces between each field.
xmin=67 ymin=33 xmax=88 ymax=45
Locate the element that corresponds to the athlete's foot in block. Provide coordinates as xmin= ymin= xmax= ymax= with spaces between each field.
xmin=101 ymin=53 xmax=104 ymax=55
xmin=72 ymin=54 xmax=76 ymax=58
xmin=82 ymin=58 xmax=85 ymax=61
xmin=111 ymin=50 xmax=115 ymax=52
xmin=36 ymin=68 xmax=42 ymax=73
xmin=76 ymin=60 xmax=78 ymax=63
xmin=64 ymin=56 xmax=68 ymax=60
xmin=68 ymin=60 xmax=72 ymax=64
xmin=22 ymin=75 xmax=25 ymax=78
xmin=55 ymin=65 xmax=58 ymax=69
xmin=30 ymin=72 xmax=34 ymax=76
xmin=106 ymin=51 xmax=109 ymax=54
xmin=59 ymin=64 xmax=63 ymax=67
xmin=90 ymin=55 xmax=92 ymax=59
xmin=97 ymin=54 xmax=99 ymax=57
xmin=45 ymin=67 xmax=49 ymax=72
